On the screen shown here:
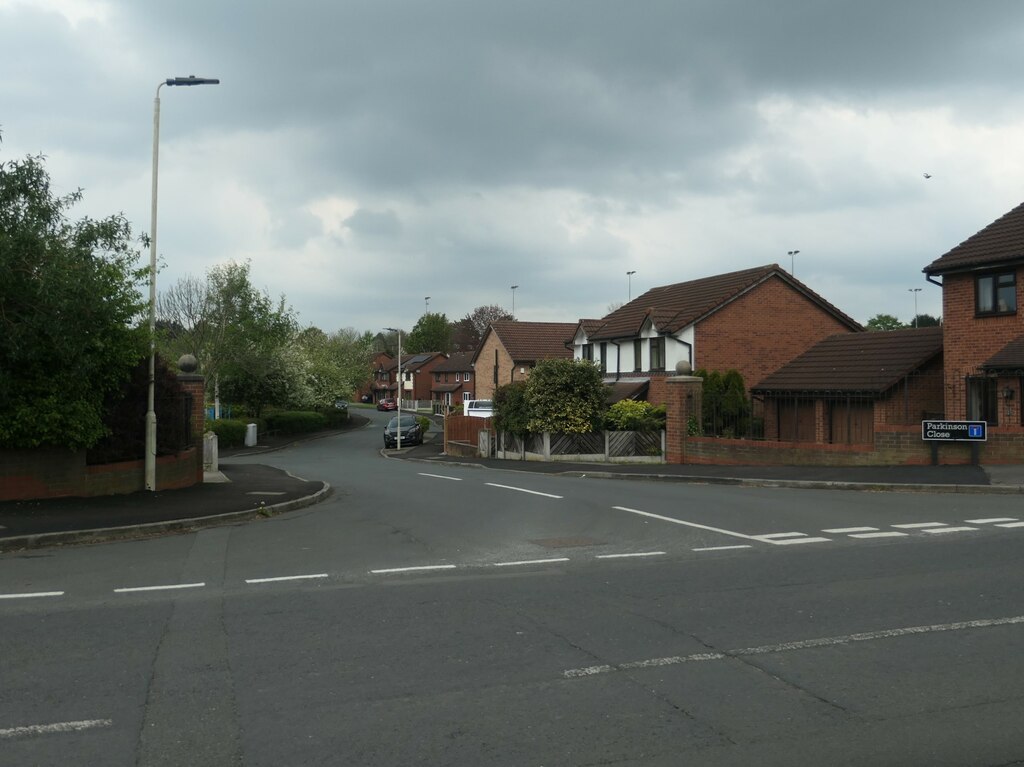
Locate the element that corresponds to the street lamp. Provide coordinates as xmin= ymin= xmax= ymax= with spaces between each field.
xmin=511 ymin=285 xmax=519 ymax=317
xmin=425 ymin=296 xmax=430 ymax=313
xmin=146 ymin=75 xmax=220 ymax=492
xmin=909 ymin=287 xmax=922 ymax=327
xmin=626 ymin=270 xmax=636 ymax=301
xmin=385 ymin=327 xmax=403 ymax=448
xmin=787 ymin=250 xmax=800 ymax=276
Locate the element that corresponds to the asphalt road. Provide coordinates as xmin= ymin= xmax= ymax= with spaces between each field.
xmin=2 ymin=409 xmax=1024 ymax=766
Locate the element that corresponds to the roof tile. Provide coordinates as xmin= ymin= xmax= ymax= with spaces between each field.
xmin=924 ymin=202 xmax=1024 ymax=274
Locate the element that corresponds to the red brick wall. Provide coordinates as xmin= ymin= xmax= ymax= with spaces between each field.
xmin=696 ymin=275 xmax=857 ymax=389
xmin=683 ymin=425 xmax=1024 ymax=466
xmin=941 ymin=273 xmax=1024 ymax=419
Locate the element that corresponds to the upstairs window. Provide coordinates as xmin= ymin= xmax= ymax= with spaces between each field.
xmin=650 ymin=337 xmax=666 ymax=371
xmin=581 ymin=344 xmax=594 ymax=361
xmin=633 ymin=340 xmax=642 ymax=372
xmin=976 ymin=271 xmax=1016 ymax=315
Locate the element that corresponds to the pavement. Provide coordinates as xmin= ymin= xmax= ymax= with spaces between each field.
xmin=2 ymin=415 xmax=1022 ymax=551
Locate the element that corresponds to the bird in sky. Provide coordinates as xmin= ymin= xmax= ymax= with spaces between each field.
xmin=923 ymin=173 xmax=932 ymax=179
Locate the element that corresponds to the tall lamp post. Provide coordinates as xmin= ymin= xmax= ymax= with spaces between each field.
xmin=146 ymin=75 xmax=219 ymax=492
xmin=909 ymin=287 xmax=922 ymax=327
xmin=626 ymin=270 xmax=636 ymax=301
xmin=385 ymin=327 xmax=403 ymax=448
xmin=510 ymin=285 xmax=519 ymax=317
xmin=787 ymin=250 xmax=800 ymax=276
xmin=424 ymin=296 xmax=430 ymax=313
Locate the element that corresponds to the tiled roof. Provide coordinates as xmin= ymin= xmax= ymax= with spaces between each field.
xmin=431 ymin=352 xmax=474 ymax=373
xmin=383 ymin=353 xmax=440 ymax=372
xmin=751 ymin=326 xmax=943 ymax=394
xmin=982 ymin=333 xmax=1024 ymax=371
xmin=489 ymin=321 xmax=576 ymax=361
xmin=924 ymin=202 xmax=1024 ymax=275
xmin=588 ymin=264 xmax=859 ymax=340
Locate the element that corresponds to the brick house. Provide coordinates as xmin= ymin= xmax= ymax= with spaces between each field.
xmin=923 ymin=202 xmax=1024 ymax=425
xmin=381 ymin=353 xmax=447 ymax=405
xmin=360 ymin=352 xmax=392 ymax=404
xmin=471 ymin=321 xmax=577 ymax=400
xmin=750 ymin=326 xmax=944 ymax=443
xmin=430 ymin=352 xmax=476 ymax=412
xmin=571 ymin=264 xmax=862 ymax=404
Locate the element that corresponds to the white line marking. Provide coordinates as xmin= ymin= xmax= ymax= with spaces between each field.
xmin=692 ymin=545 xmax=752 ymax=552
xmin=923 ymin=526 xmax=978 ymax=534
xmin=563 ymin=614 xmax=1024 ymax=679
xmin=996 ymin=522 xmax=1024 ymax=528
xmin=114 ymin=583 xmax=205 ymax=593
xmin=246 ymin=491 xmax=286 ymax=496
xmin=596 ymin=552 xmax=666 ymax=559
xmin=370 ymin=565 xmax=457 ymax=574
xmin=418 ymin=473 xmax=463 ymax=481
xmin=245 ymin=574 xmax=329 ymax=584
xmin=822 ymin=527 xmax=879 ymax=534
xmin=493 ymin=558 xmax=570 ymax=567
xmin=486 ymin=483 xmax=562 ymax=499
xmin=0 ymin=719 xmax=113 ymax=739
xmin=892 ymin=522 xmax=946 ymax=529
xmin=965 ymin=518 xmax=1017 ymax=524
xmin=850 ymin=531 xmax=908 ymax=539
xmin=760 ymin=536 xmax=831 ymax=545
xmin=757 ymin=532 xmax=808 ymax=539
xmin=613 ymin=507 xmax=761 ymax=542
xmin=0 ymin=591 xmax=65 ymax=600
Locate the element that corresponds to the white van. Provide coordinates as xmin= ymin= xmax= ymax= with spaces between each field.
xmin=465 ymin=400 xmax=494 ymax=418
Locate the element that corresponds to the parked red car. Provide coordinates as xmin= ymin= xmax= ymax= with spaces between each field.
xmin=376 ymin=398 xmax=397 ymax=411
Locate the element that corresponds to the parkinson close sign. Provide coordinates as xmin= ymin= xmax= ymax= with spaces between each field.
xmin=921 ymin=420 xmax=988 ymax=442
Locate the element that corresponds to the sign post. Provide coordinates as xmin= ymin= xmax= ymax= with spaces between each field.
xmin=921 ymin=420 xmax=987 ymax=466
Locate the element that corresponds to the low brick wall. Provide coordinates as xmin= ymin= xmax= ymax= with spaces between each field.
xmin=0 ymin=447 xmax=201 ymax=501
xmin=682 ymin=425 xmax=1024 ymax=466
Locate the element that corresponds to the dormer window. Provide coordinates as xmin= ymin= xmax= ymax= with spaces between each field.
xmin=976 ymin=271 xmax=1016 ymax=316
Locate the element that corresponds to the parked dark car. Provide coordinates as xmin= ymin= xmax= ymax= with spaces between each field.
xmin=377 ymin=398 xmax=397 ymax=411
xmin=383 ymin=414 xmax=423 ymax=448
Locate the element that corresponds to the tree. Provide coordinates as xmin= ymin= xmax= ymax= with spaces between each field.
xmin=0 ymin=149 xmax=147 ymax=449
xmin=912 ymin=313 xmax=941 ymax=327
xmin=865 ymin=313 xmax=906 ymax=331
xmin=405 ymin=312 xmax=452 ymax=353
xmin=293 ymin=326 xmax=374 ymax=409
xmin=524 ymin=358 xmax=608 ymax=433
xmin=493 ymin=381 xmax=530 ymax=435
xmin=463 ymin=305 xmax=514 ymax=341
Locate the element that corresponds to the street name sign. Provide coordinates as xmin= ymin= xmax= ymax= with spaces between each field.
xmin=921 ymin=420 xmax=987 ymax=442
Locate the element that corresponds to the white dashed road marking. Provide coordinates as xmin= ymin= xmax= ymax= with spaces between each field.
xmin=494 ymin=558 xmax=570 ymax=567
xmin=0 ymin=719 xmax=113 ymax=739
xmin=245 ymin=574 xmax=329 ymax=584
xmin=563 ymin=614 xmax=1024 ymax=679
xmin=823 ymin=527 xmax=879 ymax=534
xmin=996 ymin=522 xmax=1024 ymax=528
xmin=892 ymin=522 xmax=946 ymax=529
xmin=418 ymin=473 xmax=463 ymax=481
xmin=114 ymin=583 xmax=205 ymax=593
xmin=850 ymin=531 xmax=908 ymax=539
xmin=966 ymin=518 xmax=1017 ymax=524
xmin=924 ymin=526 xmax=978 ymax=534
xmin=370 ymin=565 xmax=457 ymax=574
xmin=758 ymin=536 xmax=832 ymax=545
xmin=596 ymin=552 xmax=666 ymax=559
xmin=757 ymin=532 xmax=808 ymax=539
xmin=0 ymin=591 xmax=64 ymax=600
xmin=486 ymin=483 xmax=563 ymax=499
xmin=692 ymin=545 xmax=752 ymax=552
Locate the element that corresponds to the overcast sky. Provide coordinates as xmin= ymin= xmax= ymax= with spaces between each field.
xmin=4 ymin=0 xmax=1024 ymax=336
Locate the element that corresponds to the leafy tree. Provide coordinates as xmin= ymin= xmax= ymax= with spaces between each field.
xmin=0 ymin=148 xmax=147 ymax=449
xmin=911 ymin=313 xmax=941 ymax=327
xmin=293 ymin=326 xmax=374 ymax=408
xmin=462 ymin=305 xmax=514 ymax=344
xmin=865 ymin=313 xmax=906 ymax=331
xmin=493 ymin=381 xmax=530 ymax=435
xmin=524 ymin=358 xmax=608 ymax=433
xmin=405 ymin=312 xmax=452 ymax=353
xmin=451 ymin=317 xmax=479 ymax=353
xmin=696 ymin=369 xmax=750 ymax=438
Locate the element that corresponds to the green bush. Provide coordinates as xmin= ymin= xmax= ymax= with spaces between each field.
xmin=604 ymin=400 xmax=666 ymax=431
xmin=417 ymin=416 xmax=431 ymax=433
xmin=320 ymin=407 xmax=350 ymax=428
xmin=263 ymin=411 xmax=327 ymax=434
xmin=205 ymin=418 xmax=255 ymax=448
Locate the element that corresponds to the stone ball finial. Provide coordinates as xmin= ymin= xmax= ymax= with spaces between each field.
xmin=178 ymin=354 xmax=198 ymax=373
xmin=675 ymin=360 xmax=692 ymax=375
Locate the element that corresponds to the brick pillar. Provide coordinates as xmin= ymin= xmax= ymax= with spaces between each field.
xmin=665 ymin=374 xmax=704 ymax=464
xmin=177 ymin=374 xmax=206 ymax=483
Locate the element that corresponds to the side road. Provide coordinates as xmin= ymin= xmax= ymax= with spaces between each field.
xmin=2 ymin=414 xmax=1022 ymax=551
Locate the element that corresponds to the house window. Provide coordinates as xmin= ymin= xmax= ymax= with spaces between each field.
xmin=455 ymin=372 xmax=461 ymax=382
xmin=464 ymin=372 xmax=471 ymax=382
xmin=582 ymin=344 xmax=594 ymax=361
xmin=434 ymin=373 xmax=440 ymax=382
xmin=976 ymin=271 xmax=1016 ymax=315
xmin=650 ymin=337 xmax=665 ymax=371
xmin=463 ymin=392 xmax=472 ymax=402
xmin=633 ymin=340 xmax=642 ymax=371
xmin=600 ymin=342 xmax=608 ymax=374
xmin=967 ymin=376 xmax=998 ymax=424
